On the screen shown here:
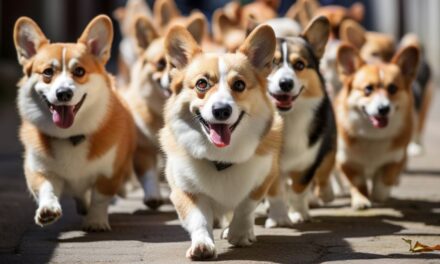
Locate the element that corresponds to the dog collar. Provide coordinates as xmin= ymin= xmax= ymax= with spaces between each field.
xmin=68 ymin=135 xmax=86 ymax=146
xmin=212 ymin=161 xmax=234 ymax=171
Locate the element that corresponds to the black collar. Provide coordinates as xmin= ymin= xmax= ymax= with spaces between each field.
xmin=68 ymin=135 xmax=86 ymax=146
xmin=212 ymin=161 xmax=234 ymax=171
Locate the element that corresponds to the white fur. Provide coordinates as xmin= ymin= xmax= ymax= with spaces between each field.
xmin=140 ymin=169 xmax=161 ymax=202
xmin=265 ymin=18 xmax=302 ymax=38
xmin=364 ymin=93 xmax=394 ymax=117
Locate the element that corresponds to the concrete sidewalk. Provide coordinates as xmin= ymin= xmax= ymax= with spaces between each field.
xmin=1 ymin=93 xmax=440 ymax=263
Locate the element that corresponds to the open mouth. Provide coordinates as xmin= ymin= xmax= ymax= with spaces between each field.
xmin=195 ymin=110 xmax=245 ymax=148
xmin=270 ymin=86 xmax=304 ymax=111
xmin=362 ymin=108 xmax=388 ymax=128
xmin=42 ymin=94 xmax=87 ymax=129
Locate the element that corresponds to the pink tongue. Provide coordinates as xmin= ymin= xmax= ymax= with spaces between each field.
xmin=209 ymin=124 xmax=231 ymax=148
xmin=52 ymin=105 xmax=75 ymax=129
xmin=369 ymin=116 xmax=388 ymax=129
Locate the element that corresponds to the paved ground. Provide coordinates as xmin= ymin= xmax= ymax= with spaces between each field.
xmin=0 ymin=91 xmax=440 ymax=264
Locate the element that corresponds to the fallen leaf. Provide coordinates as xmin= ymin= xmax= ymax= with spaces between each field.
xmin=402 ymin=238 xmax=440 ymax=253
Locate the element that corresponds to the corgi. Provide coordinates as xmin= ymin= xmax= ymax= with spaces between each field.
xmin=122 ymin=14 xmax=207 ymax=209
xmin=113 ymin=0 xmax=153 ymax=86
xmin=335 ymin=44 xmax=419 ymax=210
xmin=160 ymin=25 xmax=281 ymax=260
xmin=14 ymin=15 xmax=136 ymax=230
xmin=265 ymin=17 xmax=336 ymax=227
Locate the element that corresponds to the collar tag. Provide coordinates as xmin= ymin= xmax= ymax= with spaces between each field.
xmin=213 ymin=161 xmax=233 ymax=171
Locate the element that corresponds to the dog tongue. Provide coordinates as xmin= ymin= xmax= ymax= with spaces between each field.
xmin=369 ymin=116 xmax=388 ymax=128
xmin=51 ymin=105 xmax=75 ymax=129
xmin=209 ymin=124 xmax=231 ymax=147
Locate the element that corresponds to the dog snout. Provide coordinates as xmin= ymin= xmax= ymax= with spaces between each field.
xmin=279 ymin=78 xmax=294 ymax=92
xmin=212 ymin=102 xmax=232 ymax=121
xmin=56 ymin=88 xmax=74 ymax=102
xmin=378 ymin=105 xmax=390 ymax=116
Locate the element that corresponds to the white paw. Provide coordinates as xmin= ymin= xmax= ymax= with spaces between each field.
xmin=351 ymin=196 xmax=372 ymax=210
xmin=82 ymin=215 xmax=111 ymax=232
xmin=264 ymin=215 xmax=294 ymax=228
xmin=407 ymin=142 xmax=424 ymax=157
xmin=288 ymin=211 xmax=310 ymax=224
xmin=35 ymin=202 xmax=62 ymax=226
xmin=186 ymin=236 xmax=216 ymax=260
xmin=224 ymin=226 xmax=257 ymax=247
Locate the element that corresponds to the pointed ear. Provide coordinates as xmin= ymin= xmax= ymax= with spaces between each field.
xmin=13 ymin=17 xmax=49 ymax=65
xmin=391 ymin=45 xmax=420 ymax=84
xmin=349 ymin=2 xmax=365 ymax=22
xmin=245 ymin=15 xmax=259 ymax=37
xmin=212 ymin=10 xmax=236 ymax=43
xmin=165 ymin=26 xmax=201 ymax=69
xmin=77 ymin=15 xmax=113 ymax=64
xmin=154 ymin=0 xmax=180 ymax=29
xmin=301 ymin=16 xmax=330 ymax=59
xmin=238 ymin=25 xmax=276 ymax=75
xmin=185 ymin=11 xmax=207 ymax=44
xmin=337 ymin=44 xmax=364 ymax=80
xmin=340 ymin=19 xmax=366 ymax=50
xmin=134 ymin=15 xmax=159 ymax=53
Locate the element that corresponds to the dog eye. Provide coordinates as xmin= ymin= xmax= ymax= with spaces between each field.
xmin=387 ymin=84 xmax=398 ymax=95
xmin=293 ymin=61 xmax=305 ymax=71
xmin=195 ymin=78 xmax=210 ymax=92
xmin=364 ymin=85 xmax=374 ymax=96
xmin=156 ymin=58 xmax=166 ymax=71
xmin=42 ymin=68 xmax=54 ymax=77
xmin=73 ymin=67 xmax=85 ymax=77
xmin=232 ymin=80 xmax=246 ymax=92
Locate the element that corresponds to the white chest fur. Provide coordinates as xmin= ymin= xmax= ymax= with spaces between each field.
xmin=168 ymin=153 xmax=273 ymax=209
xmin=280 ymin=98 xmax=322 ymax=173
xmin=27 ymin=139 xmax=117 ymax=196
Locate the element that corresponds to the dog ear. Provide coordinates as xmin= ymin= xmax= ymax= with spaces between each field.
xmin=134 ymin=15 xmax=159 ymax=53
xmin=301 ymin=16 xmax=330 ymax=59
xmin=165 ymin=26 xmax=201 ymax=70
xmin=285 ymin=0 xmax=320 ymax=29
xmin=13 ymin=17 xmax=49 ymax=66
xmin=238 ymin=24 xmax=276 ymax=76
xmin=78 ymin=15 xmax=113 ymax=64
xmin=349 ymin=2 xmax=365 ymax=22
xmin=154 ymin=0 xmax=180 ymax=30
xmin=340 ymin=19 xmax=366 ymax=50
xmin=185 ymin=11 xmax=207 ymax=44
xmin=337 ymin=44 xmax=364 ymax=79
xmin=391 ymin=45 xmax=420 ymax=84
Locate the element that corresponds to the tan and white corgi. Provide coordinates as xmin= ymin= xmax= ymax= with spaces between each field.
xmin=335 ymin=44 xmax=419 ymax=209
xmin=265 ymin=17 xmax=336 ymax=228
xmin=14 ymin=15 xmax=136 ymax=230
xmin=122 ymin=14 xmax=209 ymax=209
xmin=160 ymin=25 xmax=281 ymax=260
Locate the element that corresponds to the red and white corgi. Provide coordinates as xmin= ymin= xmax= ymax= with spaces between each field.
xmin=160 ymin=25 xmax=281 ymax=260
xmin=265 ymin=17 xmax=336 ymax=227
xmin=14 ymin=15 xmax=136 ymax=230
xmin=335 ymin=44 xmax=419 ymax=209
xmin=122 ymin=13 xmax=209 ymax=209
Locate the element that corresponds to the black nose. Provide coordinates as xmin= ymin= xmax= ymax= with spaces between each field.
xmin=56 ymin=88 xmax=73 ymax=102
xmin=378 ymin=105 xmax=390 ymax=116
xmin=212 ymin=103 xmax=232 ymax=121
xmin=279 ymin=78 xmax=294 ymax=92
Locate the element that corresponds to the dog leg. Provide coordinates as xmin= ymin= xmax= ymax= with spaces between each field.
xmin=140 ymin=168 xmax=163 ymax=210
xmin=372 ymin=160 xmax=404 ymax=202
xmin=339 ymin=163 xmax=371 ymax=210
xmin=171 ymin=188 xmax=216 ymax=260
xmin=288 ymin=185 xmax=311 ymax=223
xmin=34 ymin=178 xmax=64 ymax=227
xmin=82 ymin=189 xmax=112 ymax=232
xmin=265 ymin=177 xmax=292 ymax=228
xmin=222 ymin=197 xmax=258 ymax=247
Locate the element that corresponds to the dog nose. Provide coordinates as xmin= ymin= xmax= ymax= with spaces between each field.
xmin=378 ymin=105 xmax=390 ymax=116
xmin=279 ymin=78 xmax=294 ymax=92
xmin=212 ymin=103 xmax=232 ymax=121
xmin=56 ymin=88 xmax=73 ymax=102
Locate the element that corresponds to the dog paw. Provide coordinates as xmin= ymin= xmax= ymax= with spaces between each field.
xmin=224 ymin=227 xmax=257 ymax=247
xmin=35 ymin=202 xmax=62 ymax=226
xmin=186 ymin=237 xmax=216 ymax=260
xmin=82 ymin=217 xmax=111 ymax=232
xmin=143 ymin=198 xmax=163 ymax=210
xmin=351 ymin=197 xmax=372 ymax=210
xmin=288 ymin=211 xmax=310 ymax=224
xmin=407 ymin=142 xmax=424 ymax=157
xmin=264 ymin=215 xmax=294 ymax=228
